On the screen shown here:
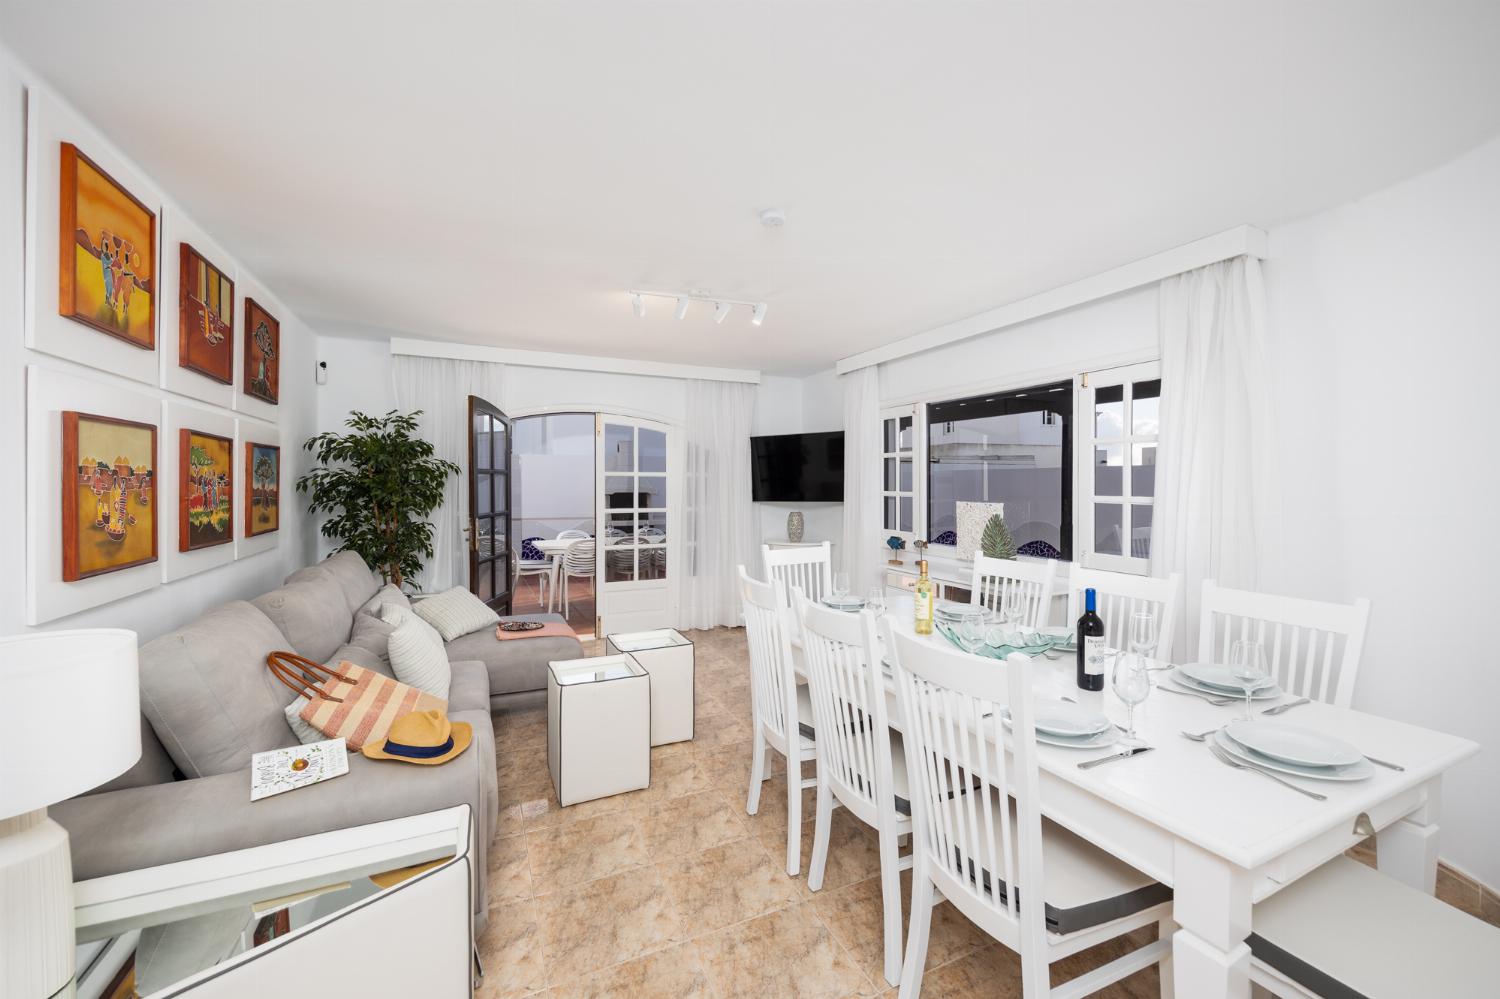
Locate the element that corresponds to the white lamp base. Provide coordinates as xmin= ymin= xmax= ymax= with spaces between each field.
xmin=0 ymin=809 xmax=76 ymax=999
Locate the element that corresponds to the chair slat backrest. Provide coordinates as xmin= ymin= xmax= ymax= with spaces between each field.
xmin=796 ymin=592 xmax=897 ymax=827
xmin=763 ymin=542 xmax=833 ymax=606
xmin=885 ymin=624 xmax=1047 ymax=961
xmin=740 ymin=566 xmax=801 ymax=749
xmin=1198 ymin=580 xmax=1371 ymax=708
xmin=970 ymin=555 xmax=1056 ymax=629
xmin=1066 ymin=566 xmax=1183 ymax=662
xmin=564 ymin=538 xmax=596 ymax=574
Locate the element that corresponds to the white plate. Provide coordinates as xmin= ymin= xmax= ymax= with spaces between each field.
xmin=1213 ymin=729 xmax=1373 ymax=782
xmin=1180 ymin=662 xmax=1277 ymax=692
xmin=821 ymin=595 xmax=866 ymax=611
xmin=935 ymin=603 xmax=973 ymax=620
xmin=1171 ymin=669 xmax=1282 ymax=701
xmin=1001 ymin=709 xmax=1119 ymax=749
xmin=1031 ymin=699 xmax=1112 ymax=737
xmin=1224 ymin=720 xmax=1362 ymax=768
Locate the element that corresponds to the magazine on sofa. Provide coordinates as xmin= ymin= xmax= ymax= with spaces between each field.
xmin=251 ymin=738 xmax=349 ymax=801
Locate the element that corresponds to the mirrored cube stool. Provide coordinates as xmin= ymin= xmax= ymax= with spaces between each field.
xmin=547 ymin=654 xmax=651 ymax=806
xmin=606 ymin=629 xmax=695 ymax=746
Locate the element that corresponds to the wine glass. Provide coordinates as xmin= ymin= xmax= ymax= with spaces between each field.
xmin=1000 ymin=587 xmax=1027 ymax=642
xmin=1229 ymin=640 xmax=1267 ymax=720
xmin=865 ymin=587 xmax=886 ymax=616
xmin=1129 ymin=610 xmax=1158 ymax=662
xmin=832 ymin=572 xmax=850 ymax=601
xmin=958 ymin=609 xmax=986 ymax=655
xmin=1112 ymin=652 xmax=1152 ymax=744
xmin=982 ymin=609 xmax=1006 ymax=649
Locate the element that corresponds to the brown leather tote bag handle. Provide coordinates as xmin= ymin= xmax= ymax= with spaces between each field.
xmin=266 ymin=651 xmax=357 ymax=704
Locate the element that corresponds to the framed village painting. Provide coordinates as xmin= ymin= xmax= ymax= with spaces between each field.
xmin=243 ymin=298 xmax=279 ymax=404
xmin=244 ymin=442 xmax=280 ymax=537
xmin=179 ymin=243 xmax=234 ymax=383
xmin=61 ymin=412 xmax=157 ymax=581
xmin=58 ymin=143 xmax=156 ymax=350
xmin=179 ymin=428 xmax=233 ymax=551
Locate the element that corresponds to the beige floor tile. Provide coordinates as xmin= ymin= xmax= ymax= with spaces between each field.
xmin=695 ymin=901 xmax=878 ymax=998
xmin=697 ymin=738 xmax=784 ymax=788
xmin=476 ymin=898 xmax=548 ymax=998
xmin=778 ymin=807 xmax=883 ymax=896
xmin=618 ymin=752 xmax=712 ymax=810
xmin=692 ymin=708 xmax=753 ymax=748
xmin=535 ymin=868 xmax=686 ymax=985
xmin=487 ymin=833 xmax=534 ymax=902
xmin=499 ymin=767 xmax=557 ymax=812
xmin=813 ymin=871 xmax=988 ymax=985
xmin=526 ymin=810 xmax=649 ymax=889
xmin=640 ymin=789 xmax=750 ymax=855
xmin=496 ymin=802 xmax=526 ymax=838
xmin=656 ymin=836 xmax=799 ymax=935
xmin=522 ymin=783 xmax=633 ymax=831
xmin=543 ymin=941 xmax=714 ymax=999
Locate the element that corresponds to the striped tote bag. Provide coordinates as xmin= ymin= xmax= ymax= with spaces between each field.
xmin=267 ymin=652 xmax=447 ymax=751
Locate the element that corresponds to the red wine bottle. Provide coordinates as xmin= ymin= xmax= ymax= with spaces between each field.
xmin=1076 ymin=588 xmax=1105 ymax=691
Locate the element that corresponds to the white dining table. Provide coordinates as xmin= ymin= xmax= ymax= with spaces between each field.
xmin=806 ymin=596 xmax=1479 ymax=999
xmin=530 ymin=537 xmax=579 ymax=613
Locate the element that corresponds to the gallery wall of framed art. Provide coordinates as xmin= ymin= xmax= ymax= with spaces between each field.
xmin=233 ymin=270 xmax=285 ymax=423
xmin=161 ymin=401 xmax=238 ymax=583
xmin=235 ymin=417 xmax=281 ymax=560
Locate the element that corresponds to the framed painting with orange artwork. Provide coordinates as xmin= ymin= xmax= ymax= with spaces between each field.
xmin=61 ymin=411 xmax=158 ymax=581
xmin=245 ymin=442 xmax=280 ymax=537
xmin=244 ymin=298 xmax=279 ymax=404
xmin=179 ymin=428 xmax=233 ymax=551
xmin=179 ymin=243 xmax=234 ymax=383
xmin=58 ymin=143 xmax=156 ymax=349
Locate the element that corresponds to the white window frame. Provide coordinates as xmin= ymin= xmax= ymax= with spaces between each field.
xmin=879 ymin=405 xmax=918 ymax=545
xmin=1076 ymin=360 xmax=1160 ymax=575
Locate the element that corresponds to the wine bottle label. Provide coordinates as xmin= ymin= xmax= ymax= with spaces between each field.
xmin=1084 ymin=635 xmax=1105 ymax=675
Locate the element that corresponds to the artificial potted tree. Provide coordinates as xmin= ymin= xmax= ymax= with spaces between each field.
xmin=296 ymin=410 xmax=460 ymax=588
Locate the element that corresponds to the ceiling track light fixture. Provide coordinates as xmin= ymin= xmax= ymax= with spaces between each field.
xmin=629 ymin=289 xmax=768 ymax=326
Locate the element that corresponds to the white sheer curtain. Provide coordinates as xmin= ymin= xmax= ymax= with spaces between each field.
xmin=1153 ymin=255 xmax=1279 ymax=656
xmin=679 ymin=378 xmax=757 ymax=629
xmin=391 ymin=354 xmax=505 ymax=594
xmin=840 ymin=365 xmax=882 ymax=593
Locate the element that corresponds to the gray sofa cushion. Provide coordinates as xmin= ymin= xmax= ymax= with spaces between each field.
xmin=253 ymin=576 xmax=352 ymax=664
xmin=324 ymin=641 xmax=393 ymax=679
xmin=139 ymin=601 xmax=300 ymax=779
xmin=358 ymin=583 xmax=410 ymax=619
xmin=444 ymin=613 xmax=582 ymax=698
xmin=447 ymin=660 xmax=491 ymax=715
xmin=287 ymin=551 xmax=382 ymax=616
xmin=85 ymin=715 xmax=178 ymax=795
xmin=346 ymin=612 xmax=395 ymax=663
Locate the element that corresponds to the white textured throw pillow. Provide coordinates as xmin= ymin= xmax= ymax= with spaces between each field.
xmin=379 ymin=604 xmax=452 ymax=699
xmin=412 ymin=585 xmax=502 ymax=642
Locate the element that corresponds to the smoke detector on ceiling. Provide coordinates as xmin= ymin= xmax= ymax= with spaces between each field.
xmin=759 ymin=207 xmax=786 ymax=228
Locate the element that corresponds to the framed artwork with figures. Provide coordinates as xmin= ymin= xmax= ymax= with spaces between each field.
xmin=61 ymin=411 xmax=158 ymax=581
xmin=178 ymin=243 xmax=234 ymax=383
xmin=243 ymin=298 xmax=279 ymax=404
xmin=179 ymin=428 xmax=233 ymax=551
xmin=58 ymin=143 xmax=156 ymax=350
xmin=244 ymin=442 xmax=280 ymax=537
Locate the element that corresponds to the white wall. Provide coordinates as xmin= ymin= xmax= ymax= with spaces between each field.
xmin=0 ymin=54 xmax=321 ymax=644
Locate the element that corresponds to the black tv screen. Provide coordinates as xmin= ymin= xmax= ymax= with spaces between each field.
xmin=750 ymin=431 xmax=845 ymax=502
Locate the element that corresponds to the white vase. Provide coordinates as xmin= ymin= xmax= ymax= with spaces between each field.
xmin=787 ymin=511 xmax=804 ymax=543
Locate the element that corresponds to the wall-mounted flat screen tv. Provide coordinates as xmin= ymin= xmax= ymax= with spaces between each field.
xmin=750 ymin=431 xmax=844 ymax=502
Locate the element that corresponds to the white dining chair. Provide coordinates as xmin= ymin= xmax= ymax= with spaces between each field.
xmin=1247 ymin=855 xmax=1500 ymax=998
xmin=739 ymin=566 xmax=819 ymax=877
xmin=884 ymin=623 xmax=1173 ymax=999
xmin=795 ymin=590 xmax=912 ymax=988
xmin=556 ymin=528 xmax=590 ymax=541
xmin=1066 ymin=565 xmax=1183 ymax=662
xmin=560 ymin=538 xmax=596 ymax=617
xmin=969 ymin=554 xmax=1057 ymax=629
xmin=762 ymin=541 xmax=833 ymax=605
xmin=511 ymin=546 xmax=552 ymax=606
xmin=1198 ymin=580 xmax=1371 ymax=708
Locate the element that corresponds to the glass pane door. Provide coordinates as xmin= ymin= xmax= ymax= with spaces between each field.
xmin=469 ymin=395 xmax=511 ymax=611
xmin=596 ymin=415 xmax=674 ymax=635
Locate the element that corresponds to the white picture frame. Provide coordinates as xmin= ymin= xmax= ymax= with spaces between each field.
xmin=162 ymin=400 xmax=239 ymax=582
xmin=158 ymin=203 xmax=237 ymax=410
xmin=235 ymin=416 xmax=281 ymax=560
xmin=233 ymin=267 xmax=283 ymax=423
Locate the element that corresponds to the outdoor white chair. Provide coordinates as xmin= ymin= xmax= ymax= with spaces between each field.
xmin=738 ymin=566 xmax=818 ymax=877
xmin=560 ymin=538 xmax=596 ymax=617
xmin=512 ymin=546 xmax=552 ymax=606
xmin=1198 ymin=580 xmax=1371 ymax=708
xmin=556 ymin=528 xmax=590 ymax=541
xmin=1066 ymin=565 xmax=1182 ymax=662
xmin=969 ymin=554 xmax=1056 ymax=629
xmin=884 ymin=623 xmax=1173 ymax=998
xmin=762 ymin=541 xmax=832 ymax=605
xmin=795 ymin=590 xmax=912 ymax=987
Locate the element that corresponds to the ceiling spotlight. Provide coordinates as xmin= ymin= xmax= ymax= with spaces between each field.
xmin=674 ymin=297 xmax=690 ymax=320
xmin=750 ymin=303 xmax=767 ymax=326
xmin=713 ymin=301 xmax=732 ymax=324
xmin=631 ymin=293 xmax=645 ymax=318
xmin=760 ymin=207 xmax=786 ymax=227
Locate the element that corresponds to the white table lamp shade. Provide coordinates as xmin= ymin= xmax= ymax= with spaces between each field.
xmin=0 ymin=629 xmax=140 ymax=818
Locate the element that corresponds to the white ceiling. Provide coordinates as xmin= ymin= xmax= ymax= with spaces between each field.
xmin=4 ymin=1 xmax=1498 ymax=374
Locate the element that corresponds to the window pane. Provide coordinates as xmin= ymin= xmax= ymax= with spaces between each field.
xmin=1094 ymin=444 xmax=1123 ymax=496
xmin=1095 ymin=503 xmax=1123 ymax=556
xmin=1094 ymin=385 xmax=1124 ymax=438
xmin=478 ymin=562 xmax=494 ymax=600
xmin=605 ymin=475 xmax=634 ymax=506
xmin=493 ymin=419 xmax=508 ymax=469
xmin=604 ymin=423 xmax=633 ymax=472
xmin=897 ymin=416 xmax=913 ymax=451
xmin=605 ymin=541 xmax=636 ymax=582
xmin=883 ymin=418 xmax=897 ymax=453
xmin=1131 ymin=443 xmax=1156 ymax=497
xmin=899 ymin=496 xmax=913 ymax=532
xmin=639 ymin=428 xmax=667 ymax=473
xmin=475 ymin=425 xmax=492 ymax=470
xmin=639 ymin=545 xmax=667 ymax=580
xmin=884 ymin=496 xmax=897 ymax=531
xmin=1130 ymin=504 xmax=1153 ymax=559
xmin=898 ymin=458 xmax=912 ymax=491
xmin=1133 ymin=379 xmax=1161 ymax=436
xmin=476 ymin=475 xmax=493 ymax=515
xmin=605 ymin=511 xmax=637 ymax=536
xmin=884 ymin=458 xmax=896 ymax=491
xmin=638 ymin=476 xmax=666 ymax=508
xmin=638 ymin=510 xmax=666 ymax=537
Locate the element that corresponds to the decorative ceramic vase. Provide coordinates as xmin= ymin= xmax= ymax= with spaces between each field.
xmin=787 ymin=511 xmax=805 ymax=543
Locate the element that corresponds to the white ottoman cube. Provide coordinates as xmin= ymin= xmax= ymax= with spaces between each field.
xmin=606 ymin=629 xmax=695 ymax=746
xmin=547 ymin=654 xmax=651 ymax=807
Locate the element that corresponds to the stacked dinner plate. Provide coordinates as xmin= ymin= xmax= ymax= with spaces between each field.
xmin=934 ymin=601 xmax=971 ymax=624
xmin=1213 ymin=720 xmax=1374 ymax=781
xmin=1170 ymin=661 xmax=1283 ymax=700
xmin=1000 ymin=699 xmax=1118 ymax=748
xmin=821 ymin=594 xmax=866 ymax=612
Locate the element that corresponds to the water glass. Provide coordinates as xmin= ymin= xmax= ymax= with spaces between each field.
xmin=1129 ymin=609 xmax=1158 ymax=660
xmin=982 ymin=610 xmax=1006 ymax=649
xmin=1112 ymin=652 xmax=1152 ymax=744
xmin=1229 ymin=639 xmax=1268 ymax=720
xmin=1001 ymin=587 xmax=1027 ymax=631
xmin=865 ymin=587 xmax=886 ymax=616
xmin=958 ymin=610 xmax=986 ymax=655
xmin=832 ymin=572 xmax=850 ymax=599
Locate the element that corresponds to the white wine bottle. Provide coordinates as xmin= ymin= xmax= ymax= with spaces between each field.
xmin=914 ymin=559 xmax=934 ymax=636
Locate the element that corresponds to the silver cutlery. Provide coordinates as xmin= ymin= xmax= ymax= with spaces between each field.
xmin=1209 ymin=743 xmax=1327 ymax=800
xmin=1180 ymin=726 xmax=1224 ymax=742
xmin=1079 ymin=746 xmax=1154 ymax=769
xmin=1262 ymin=697 xmax=1310 ymax=716
xmin=1360 ymin=754 xmax=1405 ymax=771
xmin=1156 ymin=684 xmax=1236 ymax=706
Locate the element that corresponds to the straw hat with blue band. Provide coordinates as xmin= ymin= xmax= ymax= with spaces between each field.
xmin=362 ymin=709 xmax=472 ymax=765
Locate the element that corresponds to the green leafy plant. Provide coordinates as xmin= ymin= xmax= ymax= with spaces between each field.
xmin=296 ymin=411 xmax=459 ymax=588
xmin=981 ymin=514 xmax=1017 ymax=560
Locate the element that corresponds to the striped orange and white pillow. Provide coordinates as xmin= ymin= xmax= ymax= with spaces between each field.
xmin=295 ymin=661 xmax=447 ymax=751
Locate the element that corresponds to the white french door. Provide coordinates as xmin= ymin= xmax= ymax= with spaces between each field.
xmin=594 ymin=414 xmax=677 ymax=635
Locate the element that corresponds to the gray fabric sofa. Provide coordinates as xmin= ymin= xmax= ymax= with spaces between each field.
xmin=51 ymin=552 xmax=583 ymax=933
